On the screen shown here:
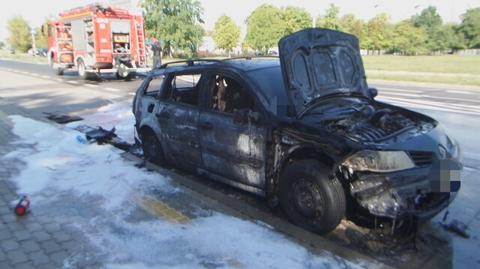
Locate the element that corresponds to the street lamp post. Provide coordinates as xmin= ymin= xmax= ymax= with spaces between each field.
xmin=30 ymin=28 xmax=36 ymax=57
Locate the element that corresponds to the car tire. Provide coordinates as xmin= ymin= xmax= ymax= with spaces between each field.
xmin=279 ymin=159 xmax=346 ymax=234
xmin=141 ymin=130 xmax=166 ymax=166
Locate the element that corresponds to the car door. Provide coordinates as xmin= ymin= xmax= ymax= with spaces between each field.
xmin=198 ymin=72 xmax=268 ymax=190
xmin=156 ymin=72 xmax=204 ymax=170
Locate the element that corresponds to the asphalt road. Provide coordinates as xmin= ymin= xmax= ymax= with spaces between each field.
xmin=1 ymin=59 xmax=480 ymax=268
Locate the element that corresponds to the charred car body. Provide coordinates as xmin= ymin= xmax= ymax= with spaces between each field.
xmin=133 ymin=29 xmax=462 ymax=234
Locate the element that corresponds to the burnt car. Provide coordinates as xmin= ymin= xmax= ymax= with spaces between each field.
xmin=133 ymin=29 xmax=462 ymax=234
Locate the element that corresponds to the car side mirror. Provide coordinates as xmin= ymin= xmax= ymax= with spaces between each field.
xmin=369 ymin=87 xmax=378 ymax=98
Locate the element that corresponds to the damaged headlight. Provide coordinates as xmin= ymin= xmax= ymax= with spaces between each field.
xmin=343 ymin=150 xmax=415 ymax=173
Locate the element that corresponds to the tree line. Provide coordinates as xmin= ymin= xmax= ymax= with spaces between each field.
xmin=5 ymin=0 xmax=480 ymax=56
xmin=143 ymin=1 xmax=480 ymax=56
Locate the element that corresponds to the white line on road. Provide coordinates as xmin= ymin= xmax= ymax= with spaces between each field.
xmin=380 ymin=95 xmax=480 ymax=112
xmin=128 ymin=92 xmax=135 ymax=96
xmin=447 ymin=90 xmax=475 ymax=95
xmin=380 ymin=92 xmax=420 ymax=98
xmin=378 ymin=96 xmax=480 ymax=116
xmin=66 ymin=80 xmax=79 ymax=84
xmin=377 ymin=87 xmax=424 ymax=94
xmin=85 ymin=84 xmax=99 ymax=88
xmin=41 ymin=75 xmax=50 ymax=79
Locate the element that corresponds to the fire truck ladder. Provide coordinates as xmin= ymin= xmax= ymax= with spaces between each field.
xmin=136 ymin=23 xmax=146 ymax=67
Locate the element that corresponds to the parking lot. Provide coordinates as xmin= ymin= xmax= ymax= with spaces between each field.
xmin=1 ymin=59 xmax=480 ymax=269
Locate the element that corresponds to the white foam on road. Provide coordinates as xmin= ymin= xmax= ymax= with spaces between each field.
xmin=4 ymin=115 xmax=366 ymax=269
xmin=68 ymin=102 xmax=136 ymax=144
xmin=105 ymin=87 xmax=121 ymax=92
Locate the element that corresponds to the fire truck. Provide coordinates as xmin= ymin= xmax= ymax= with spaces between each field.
xmin=45 ymin=4 xmax=147 ymax=80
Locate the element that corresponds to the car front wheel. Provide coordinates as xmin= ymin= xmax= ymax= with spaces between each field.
xmin=141 ymin=130 xmax=165 ymax=166
xmin=279 ymin=159 xmax=346 ymax=234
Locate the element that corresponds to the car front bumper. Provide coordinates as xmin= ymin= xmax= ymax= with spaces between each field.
xmin=348 ymin=156 xmax=462 ymax=220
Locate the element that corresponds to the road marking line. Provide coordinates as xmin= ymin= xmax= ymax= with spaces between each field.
xmin=104 ymin=87 xmax=121 ymax=92
xmin=128 ymin=92 xmax=135 ymax=96
xmin=85 ymin=84 xmax=99 ymax=88
xmin=132 ymin=193 xmax=190 ymax=224
xmin=66 ymin=80 xmax=79 ymax=84
xmin=447 ymin=90 xmax=475 ymax=95
xmin=379 ymin=95 xmax=480 ymax=112
xmin=380 ymin=92 xmax=420 ymax=98
xmin=421 ymin=94 xmax=480 ymax=104
xmin=377 ymin=87 xmax=423 ymax=93
xmin=378 ymin=96 xmax=480 ymax=116
xmin=41 ymin=75 xmax=50 ymax=79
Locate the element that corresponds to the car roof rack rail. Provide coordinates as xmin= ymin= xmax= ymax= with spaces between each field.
xmin=222 ymin=56 xmax=279 ymax=61
xmin=158 ymin=58 xmax=222 ymax=69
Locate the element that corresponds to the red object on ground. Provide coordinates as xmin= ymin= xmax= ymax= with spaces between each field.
xmin=15 ymin=196 xmax=30 ymax=216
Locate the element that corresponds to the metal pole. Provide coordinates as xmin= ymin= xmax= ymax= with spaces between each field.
xmin=30 ymin=28 xmax=36 ymax=57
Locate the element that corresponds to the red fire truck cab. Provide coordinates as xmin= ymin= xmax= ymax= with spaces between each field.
xmin=46 ymin=4 xmax=147 ymax=80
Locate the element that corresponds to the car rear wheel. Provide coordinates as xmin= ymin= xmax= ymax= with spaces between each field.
xmin=141 ymin=130 xmax=166 ymax=166
xmin=279 ymin=159 xmax=346 ymax=234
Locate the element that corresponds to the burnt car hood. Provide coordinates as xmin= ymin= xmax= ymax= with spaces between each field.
xmin=278 ymin=28 xmax=370 ymax=116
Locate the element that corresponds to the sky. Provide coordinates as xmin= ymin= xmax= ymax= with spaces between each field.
xmin=1 ymin=0 xmax=479 ymax=42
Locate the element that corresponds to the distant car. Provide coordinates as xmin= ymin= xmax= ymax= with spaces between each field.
xmin=37 ymin=48 xmax=48 ymax=57
xmin=132 ymin=29 xmax=462 ymax=234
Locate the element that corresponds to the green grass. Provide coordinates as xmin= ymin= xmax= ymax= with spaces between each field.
xmin=363 ymin=55 xmax=480 ymax=75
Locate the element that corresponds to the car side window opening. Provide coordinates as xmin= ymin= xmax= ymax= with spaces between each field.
xmin=165 ymin=73 xmax=202 ymax=106
xmin=144 ymin=75 xmax=164 ymax=96
xmin=210 ymin=75 xmax=255 ymax=114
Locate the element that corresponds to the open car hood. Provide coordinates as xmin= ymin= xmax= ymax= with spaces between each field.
xmin=278 ymin=28 xmax=370 ymax=116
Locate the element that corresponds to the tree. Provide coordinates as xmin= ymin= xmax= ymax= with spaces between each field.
xmin=143 ymin=0 xmax=205 ymax=56
xmin=339 ymin=14 xmax=365 ymax=46
xmin=392 ymin=21 xmax=427 ymax=55
xmin=315 ymin=4 xmax=341 ymax=30
xmin=440 ymin=23 xmax=467 ymax=51
xmin=245 ymin=5 xmax=285 ymax=52
xmin=411 ymin=6 xmax=447 ymax=52
xmin=7 ymin=16 xmax=31 ymax=52
xmin=460 ymin=7 xmax=480 ymax=48
xmin=411 ymin=6 xmax=443 ymax=31
xmin=365 ymin=14 xmax=391 ymax=53
xmin=282 ymin=6 xmax=312 ymax=34
xmin=212 ymin=15 xmax=240 ymax=56
xmin=35 ymin=18 xmax=54 ymax=49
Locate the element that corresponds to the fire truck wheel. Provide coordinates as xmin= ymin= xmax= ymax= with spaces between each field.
xmin=77 ymin=59 xmax=90 ymax=80
xmin=50 ymin=58 xmax=64 ymax=76
xmin=54 ymin=67 xmax=64 ymax=76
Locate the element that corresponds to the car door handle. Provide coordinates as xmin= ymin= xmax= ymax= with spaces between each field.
xmin=199 ymin=121 xmax=213 ymax=130
xmin=156 ymin=110 xmax=170 ymax=119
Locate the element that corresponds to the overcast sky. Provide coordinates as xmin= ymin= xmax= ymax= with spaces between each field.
xmin=1 ymin=0 xmax=479 ymax=42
